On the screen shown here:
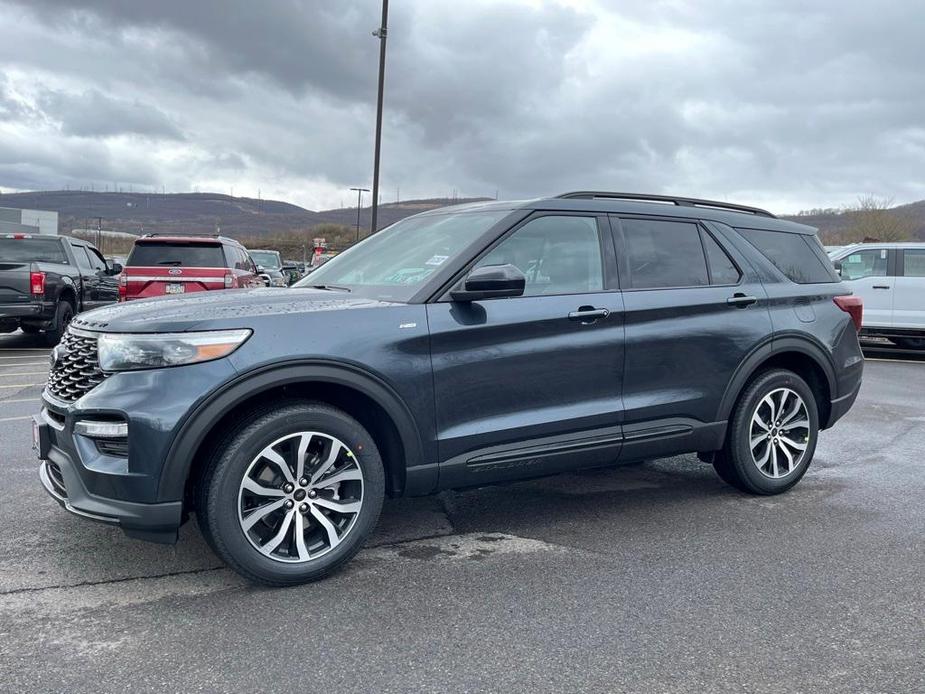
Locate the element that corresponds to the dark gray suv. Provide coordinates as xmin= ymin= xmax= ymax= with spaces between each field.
xmin=34 ymin=191 xmax=864 ymax=585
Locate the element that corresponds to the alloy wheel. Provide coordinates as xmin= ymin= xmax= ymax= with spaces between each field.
xmin=237 ymin=432 xmax=364 ymax=563
xmin=749 ymin=387 xmax=811 ymax=479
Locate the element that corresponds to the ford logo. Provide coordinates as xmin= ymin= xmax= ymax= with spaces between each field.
xmin=168 ymin=267 xmax=182 ymax=275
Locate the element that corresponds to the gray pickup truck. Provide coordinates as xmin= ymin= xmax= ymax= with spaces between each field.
xmin=0 ymin=234 xmax=121 ymax=345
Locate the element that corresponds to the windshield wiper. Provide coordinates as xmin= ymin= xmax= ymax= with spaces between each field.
xmin=308 ymin=284 xmax=351 ymax=292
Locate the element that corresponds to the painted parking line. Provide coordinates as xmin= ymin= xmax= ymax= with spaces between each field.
xmin=0 ymin=383 xmax=43 ymax=389
xmin=0 ymin=361 xmax=48 ymax=367
xmin=0 ymin=398 xmax=40 ymax=405
xmin=0 ymin=415 xmax=31 ymax=423
xmin=0 ymin=371 xmax=48 ymax=377
xmin=865 ymin=357 xmax=925 ymax=365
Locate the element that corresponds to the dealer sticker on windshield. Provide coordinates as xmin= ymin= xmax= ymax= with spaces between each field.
xmin=425 ymin=255 xmax=449 ymax=266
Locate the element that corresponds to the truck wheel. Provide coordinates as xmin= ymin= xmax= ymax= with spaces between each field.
xmin=713 ymin=369 xmax=819 ymax=495
xmin=43 ymin=302 xmax=73 ymax=346
xmin=196 ymin=401 xmax=385 ymax=586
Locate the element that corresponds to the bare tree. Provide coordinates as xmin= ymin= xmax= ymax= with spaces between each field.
xmin=842 ymin=195 xmax=915 ymax=243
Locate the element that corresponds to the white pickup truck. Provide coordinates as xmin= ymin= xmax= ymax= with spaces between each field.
xmin=829 ymin=242 xmax=925 ymax=349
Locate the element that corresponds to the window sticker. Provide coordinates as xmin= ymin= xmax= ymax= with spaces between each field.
xmin=425 ymin=255 xmax=449 ymax=266
xmin=848 ymin=255 xmax=860 ymax=262
xmin=881 ymin=249 xmax=888 ymax=259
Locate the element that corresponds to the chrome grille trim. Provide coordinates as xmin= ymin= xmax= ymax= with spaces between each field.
xmin=45 ymin=327 xmax=108 ymax=402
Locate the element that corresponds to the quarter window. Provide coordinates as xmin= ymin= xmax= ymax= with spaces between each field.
xmin=476 ymin=215 xmax=604 ymax=296
xmin=738 ymin=228 xmax=837 ymax=284
xmin=840 ymin=249 xmax=888 ymax=280
xmin=622 ymin=219 xmax=708 ymax=289
xmin=902 ymin=249 xmax=925 ymax=277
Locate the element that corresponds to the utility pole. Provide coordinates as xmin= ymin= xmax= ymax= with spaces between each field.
xmin=97 ymin=217 xmax=102 ymax=250
xmin=369 ymin=0 xmax=389 ymax=235
xmin=350 ymin=187 xmax=370 ymax=243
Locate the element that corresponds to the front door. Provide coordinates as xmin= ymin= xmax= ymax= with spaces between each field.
xmin=837 ymin=247 xmax=894 ymax=327
xmin=427 ymin=213 xmax=625 ymax=487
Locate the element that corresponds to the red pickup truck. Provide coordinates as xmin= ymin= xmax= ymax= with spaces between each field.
xmin=121 ymin=235 xmax=262 ymax=301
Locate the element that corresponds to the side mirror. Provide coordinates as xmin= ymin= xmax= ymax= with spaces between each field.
xmin=108 ymin=262 xmax=123 ymax=275
xmin=256 ymin=265 xmax=266 ymax=273
xmin=833 ymin=260 xmax=843 ymax=278
xmin=451 ymin=264 xmax=526 ymax=302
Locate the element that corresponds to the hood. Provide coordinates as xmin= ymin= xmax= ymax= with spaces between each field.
xmin=71 ymin=288 xmax=398 ymax=333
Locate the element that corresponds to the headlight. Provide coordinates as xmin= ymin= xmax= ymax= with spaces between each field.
xmin=272 ymin=276 xmax=287 ymax=287
xmin=97 ymin=329 xmax=252 ymax=371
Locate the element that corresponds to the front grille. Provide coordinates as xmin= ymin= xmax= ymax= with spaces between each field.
xmin=46 ymin=461 xmax=68 ymax=498
xmin=95 ymin=438 xmax=129 ymax=458
xmin=46 ymin=329 xmax=107 ymax=402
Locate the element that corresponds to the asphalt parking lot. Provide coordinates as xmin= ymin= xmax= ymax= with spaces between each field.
xmin=0 ymin=331 xmax=923 ymax=693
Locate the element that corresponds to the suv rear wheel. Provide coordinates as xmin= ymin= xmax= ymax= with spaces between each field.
xmin=197 ymin=401 xmax=385 ymax=586
xmin=713 ymin=369 xmax=819 ymax=494
xmin=43 ymin=300 xmax=73 ymax=346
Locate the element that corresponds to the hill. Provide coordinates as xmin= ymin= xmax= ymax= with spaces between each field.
xmin=0 ymin=190 xmax=490 ymax=238
xmin=782 ymin=200 xmax=925 ymax=242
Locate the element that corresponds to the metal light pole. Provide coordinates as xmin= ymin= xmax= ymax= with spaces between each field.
xmin=350 ymin=187 xmax=369 ymax=243
xmin=369 ymin=0 xmax=389 ymax=235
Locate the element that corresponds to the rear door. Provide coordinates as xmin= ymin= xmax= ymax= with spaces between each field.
xmin=613 ymin=215 xmax=772 ymax=455
xmin=836 ymin=247 xmax=894 ymax=327
xmin=893 ymin=248 xmax=925 ymax=329
xmin=70 ymin=241 xmax=100 ymax=310
xmin=124 ymin=241 xmax=229 ymax=299
xmin=427 ymin=212 xmax=625 ymax=487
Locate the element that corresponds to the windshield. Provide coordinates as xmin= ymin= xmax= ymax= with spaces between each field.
xmin=250 ymin=251 xmax=281 ymax=269
xmin=294 ymin=209 xmax=510 ymax=301
xmin=127 ymin=242 xmax=226 ymax=267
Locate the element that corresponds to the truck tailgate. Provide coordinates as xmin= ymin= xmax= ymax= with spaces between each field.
xmin=0 ymin=261 xmax=32 ymax=304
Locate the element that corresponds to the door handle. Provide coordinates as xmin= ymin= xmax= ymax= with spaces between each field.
xmin=872 ymin=285 xmax=890 ymax=289
xmin=568 ymin=306 xmax=610 ymax=324
xmin=726 ymin=293 xmax=758 ymax=308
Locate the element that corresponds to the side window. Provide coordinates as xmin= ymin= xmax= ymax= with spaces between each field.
xmin=622 ymin=218 xmax=708 ymax=289
xmin=701 ymin=230 xmax=741 ymax=285
xmin=85 ymin=247 xmax=107 ymax=272
xmin=840 ymin=249 xmax=888 ymax=280
xmin=902 ymin=250 xmax=925 ymax=277
xmin=242 ymin=250 xmax=258 ymax=272
xmin=72 ymin=244 xmax=93 ymax=272
xmin=476 ymin=215 xmax=603 ymax=296
xmin=738 ymin=228 xmax=838 ymax=284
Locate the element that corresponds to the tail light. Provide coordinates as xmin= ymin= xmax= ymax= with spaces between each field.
xmin=224 ymin=273 xmax=234 ymax=288
xmin=30 ymin=271 xmax=45 ymax=295
xmin=118 ymin=273 xmax=127 ymax=301
xmin=834 ymin=295 xmax=863 ymax=332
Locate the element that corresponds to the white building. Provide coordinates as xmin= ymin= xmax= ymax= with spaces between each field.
xmin=0 ymin=206 xmax=59 ymax=235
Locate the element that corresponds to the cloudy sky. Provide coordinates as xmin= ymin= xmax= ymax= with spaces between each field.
xmin=1 ymin=0 xmax=924 ymax=214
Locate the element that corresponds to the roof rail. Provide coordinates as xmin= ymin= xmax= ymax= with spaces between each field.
xmin=140 ymin=233 xmax=224 ymax=239
xmin=555 ymin=191 xmax=776 ymax=218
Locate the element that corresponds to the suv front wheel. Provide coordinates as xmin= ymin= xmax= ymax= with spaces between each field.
xmin=713 ymin=369 xmax=819 ymax=495
xmin=197 ymin=401 xmax=385 ymax=586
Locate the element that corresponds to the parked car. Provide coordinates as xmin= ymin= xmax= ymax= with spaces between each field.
xmin=0 ymin=234 xmax=120 ymax=345
xmin=829 ymin=242 xmax=925 ymax=349
xmin=247 ymin=249 xmax=288 ymax=287
xmin=35 ymin=191 xmax=863 ymax=586
xmin=120 ymin=234 xmax=262 ymax=301
xmin=281 ymin=260 xmax=304 ymax=285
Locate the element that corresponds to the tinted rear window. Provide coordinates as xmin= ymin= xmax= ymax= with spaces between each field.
xmin=0 ymin=237 xmax=68 ymax=263
xmin=737 ymin=228 xmax=837 ymax=284
xmin=622 ymin=218 xmax=709 ymax=289
xmin=128 ymin=242 xmax=226 ymax=268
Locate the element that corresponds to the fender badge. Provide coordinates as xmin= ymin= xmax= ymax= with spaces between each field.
xmin=399 ymin=322 xmax=417 ymax=329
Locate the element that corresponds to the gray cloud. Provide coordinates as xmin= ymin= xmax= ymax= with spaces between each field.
xmin=38 ymin=88 xmax=185 ymax=139
xmin=1 ymin=0 xmax=924 ymax=213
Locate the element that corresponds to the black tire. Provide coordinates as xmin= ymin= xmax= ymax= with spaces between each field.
xmin=713 ymin=369 xmax=819 ymax=495
xmin=43 ymin=301 xmax=73 ymax=346
xmin=894 ymin=337 xmax=925 ymax=350
xmin=196 ymin=400 xmax=385 ymax=586
xmin=19 ymin=324 xmax=41 ymax=334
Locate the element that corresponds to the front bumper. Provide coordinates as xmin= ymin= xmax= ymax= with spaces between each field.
xmin=34 ymin=355 xmax=237 ymax=543
xmin=35 ymin=412 xmax=183 ymax=543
